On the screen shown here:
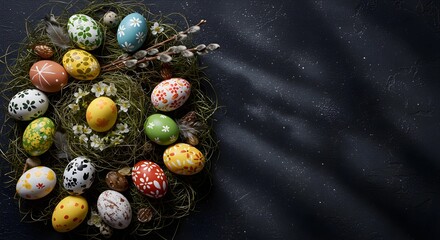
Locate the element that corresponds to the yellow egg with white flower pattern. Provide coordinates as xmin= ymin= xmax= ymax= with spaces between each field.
xmin=62 ymin=49 xmax=100 ymax=80
xmin=86 ymin=97 xmax=118 ymax=132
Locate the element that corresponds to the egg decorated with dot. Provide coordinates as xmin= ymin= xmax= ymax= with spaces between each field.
xmin=52 ymin=195 xmax=88 ymax=232
xmin=103 ymin=11 xmax=119 ymax=27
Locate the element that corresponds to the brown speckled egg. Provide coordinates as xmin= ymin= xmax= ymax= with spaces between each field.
xmin=30 ymin=60 xmax=68 ymax=92
xmin=105 ymin=171 xmax=128 ymax=192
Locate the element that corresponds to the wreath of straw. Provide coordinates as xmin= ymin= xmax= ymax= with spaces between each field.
xmin=0 ymin=0 xmax=219 ymax=238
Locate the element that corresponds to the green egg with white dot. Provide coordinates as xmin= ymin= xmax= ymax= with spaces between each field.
xmin=144 ymin=114 xmax=179 ymax=145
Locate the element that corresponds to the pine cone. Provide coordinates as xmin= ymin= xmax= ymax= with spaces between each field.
xmin=33 ymin=45 xmax=54 ymax=59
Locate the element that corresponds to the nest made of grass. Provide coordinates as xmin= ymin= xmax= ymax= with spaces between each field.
xmin=1 ymin=0 xmax=219 ymax=239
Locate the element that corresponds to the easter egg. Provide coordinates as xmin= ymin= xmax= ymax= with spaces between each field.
xmin=132 ymin=160 xmax=168 ymax=198
xmin=163 ymin=143 xmax=205 ymax=175
xmin=52 ymin=195 xmax=88 ymax=232
xmin=62 ymin=49 xmax=100 ymax=80
xmin=117 ymin=13 xmax=148 ymax=52
xmin=67 ymin=14 xmax=103 ymax=50
xmin=151 ymin=78 xmax=191 ymax=111
xmin=8 ymin=89 xmax=49 ymax=121
xmin=144 ymin=114 xmax=179 ymax=145
xmin=63 ymin=156 xmax=96 ymax=195
xmin=22 ymin=117 xmax=55 ymax=156
xmin=86 ymin=97 xmax=118 ymax=132
xmin=16 ymin=166 xmax=56 ymax=200
xmin=29 ymin=60 xmax=68 ymax=92
xmin=97 ymin=190 xmax=132 ymax=229
xmin=103 ymin=11 xmax=119 ymax=27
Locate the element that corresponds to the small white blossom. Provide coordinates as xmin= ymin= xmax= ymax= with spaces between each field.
xmin=106 ymin=83 xmax=117 ymax=96
xmin=87 ymin=211 xmax=102 ymax=227
xmin=111 ymin=136 xmax=124 ymax=145
xmin=72 ymin=124 xmax=84 ymax=135
xmin=83 ymin=126 xmax=92 ymax=134
xmin=116 ymin=99 xmax=131 ymax=112
xmin=91 ymin=82 xmax=108 ymax=97
xmin=74 ymin=88 xmax=89 ymax=103
xmin=160 ymin=115 xmax=167 ymax=119
xmin=78 ymin=134 xmax=88 ymax=144
xmin=68 ymin=103 xmax=80 ymax=113
xmin=154 ymin=137 xmax=161 ymax=143
xmin=116 ymin=123 xmax=130 ymax=134
xmin=90 ymin=134 xmax=105 ymax=150
xmin=136 ymin=32 xmax=146 ymax=43
xmin=150 ymin=22 xmax=164 ymax=35
xmin=147 ymin=122 xmax=155 ymax=129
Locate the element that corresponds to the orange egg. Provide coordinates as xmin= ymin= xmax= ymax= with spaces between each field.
xmin=86 ymin=97 xmax=118 ymax=132
xmin=30 ymin=60 xmax=68 ymax=92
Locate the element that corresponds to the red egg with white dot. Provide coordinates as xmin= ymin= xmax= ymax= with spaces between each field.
xmin=30 ymin=60 xmax=68 ymax=92
xmin=132 ymin=160 xmax=168 ymax=198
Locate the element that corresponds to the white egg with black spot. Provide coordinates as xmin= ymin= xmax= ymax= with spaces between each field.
xmin=8 ymin=89 xmax=49 ymax=121
xmin=103 ymin=11 xmax=119 ymax=27
xmin=63 ymin=156 xmax=96 ymax=195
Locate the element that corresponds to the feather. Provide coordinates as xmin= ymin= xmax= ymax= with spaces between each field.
xmin=45 ymin=14 xmax=71 ymax=49
xmin=53 ymin=131 xmax=70 ymax=159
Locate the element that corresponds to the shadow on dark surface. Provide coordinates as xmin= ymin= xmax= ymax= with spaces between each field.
xmin=1 ymin=0 xmax=440 ymax=240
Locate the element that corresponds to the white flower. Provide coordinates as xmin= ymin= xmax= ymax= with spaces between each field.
xmin=118 ymin=25 xmax=126 ymax=37
xmin=169 ymin=135 xmax=177 ymax=142
xmin=121 ymin=42 xmax=135 ymax=52
xmin=90 ymin=134 xmax=105 ymax=150
xmin=115 ymin=123 xmax=130 ymax=134
xmin=130 ymin=17 xmax=142 ymax=27
xmin=79 ymin=134 xmax=88 ymax=144
xmin=116 ymin=99 xmax=130 ymax=112
xmin=83 ymin=126 xmax=92 ymax=134
xmin=111 ymin=136 xmax=124 ymax=145
xmin=150 ymin=22 xmax=164 ymax=35
xmin=68 ymin=103 xmax=80 ymax=113
xmin=154 ymin=137 xmax=161 ymax=143
xmin=91 ymin=82 xmax=108 ymax=97
xmin=135 ymin=31 xmax=146 ymax=43
xmin=160 ymin=115 xmax=167 ymax=119
xmin=74 ymin=88 xmax=89 ymax=103
xmin=106 ymin=83 xmax=117 ymax=96
xmin=72 ymin=124 xmax=84 ymax=135
xmin=162 ymin=125 xmax=170 ymax=132
xmin=147 ymin=122 xmax=155 ymax=129
xmin=87 ymin=211 xmax=102 ymax=227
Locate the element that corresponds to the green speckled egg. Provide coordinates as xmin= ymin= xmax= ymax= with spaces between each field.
xmin=23 ymin=117 xmax=55 ymax=156
xmin=144 ymin=114 xmax=179 ymax=145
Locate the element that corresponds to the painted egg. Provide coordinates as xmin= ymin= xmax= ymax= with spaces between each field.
xmin=117 ymin=13 xmax=148 ymax=52
xmin=151 ymin=78 xmax=191 ymax=112
xmin=63 ymin=156 xmax=96 ymax=195
xmin=16 ymin=166 xmax=56 ymax=200
xmin=144 ymin=114 xmax=179 ymax=145
xmin=103 ymin=11 xmax=119 ymax=27
xmin=8 ymin=89 xmax=49 ymax=121
xmin=97 ymin=190 xmax=132 ymax=229
xmin=22 ymin=117 xmax=55 ymax=156
xmin=29 ymin=60 xmax=68 ymax=92
xmin=68 ymin=14 xmax=103 ymax=50
xmin=52 ymin=195 xmax=88 ymax=232
xmin=62 ymin=49 xmax=100 ymax=80
xmin=86 ymin=97 xmax=118 ymax=132
xmin=132 ymin=160 xmax=168 ymax=198
xmin=163 ymin=143 xmax=205 ymax=175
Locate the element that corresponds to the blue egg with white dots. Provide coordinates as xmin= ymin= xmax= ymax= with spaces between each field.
xmin=117 ymin=13 xmax=148 ymax=52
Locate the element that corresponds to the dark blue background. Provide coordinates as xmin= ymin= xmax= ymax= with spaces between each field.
xmin=1 ymin=0 xmax=440 ymax=239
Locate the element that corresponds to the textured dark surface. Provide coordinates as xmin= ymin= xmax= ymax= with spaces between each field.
xmin=1 ymin=0 xmax=440 ymax=239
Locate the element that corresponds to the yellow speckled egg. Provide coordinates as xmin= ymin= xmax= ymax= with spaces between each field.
xmin=163 ymin=143 xmax=205 ymax=175
xmin=22 ymin=117 xmax=55 ymax=156
xmin=52 ymin=195 xmax=88 ymax=232
xmin=62 ymin=49 xmax=100 ymax=80
xmin=86 ymin=97 xmax=117 ymax=132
